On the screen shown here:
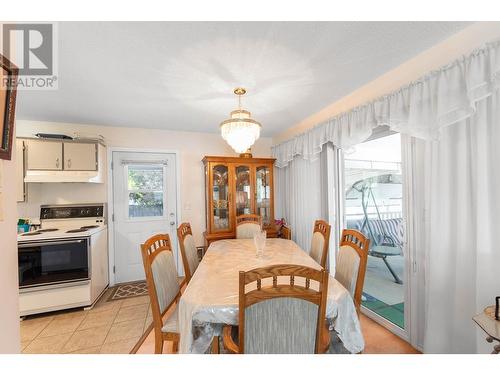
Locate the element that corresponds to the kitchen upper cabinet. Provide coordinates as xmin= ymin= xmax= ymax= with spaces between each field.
xmin=64 ymin=142 xmax=97 ymax=171
xmin=21 ymin=138 xmax=105 ymax=183
xmin=16 ymin=139 xmax=26 ymax=202
xmin=26 ymin=139 xmax=63 ymax=170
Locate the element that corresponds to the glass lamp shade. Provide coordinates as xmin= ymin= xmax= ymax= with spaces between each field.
xmin=220 ymin=110 xmax=261 ymax=154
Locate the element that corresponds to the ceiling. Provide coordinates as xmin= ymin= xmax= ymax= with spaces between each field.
xmin=16 ymin=22 xmax=471 ymax=137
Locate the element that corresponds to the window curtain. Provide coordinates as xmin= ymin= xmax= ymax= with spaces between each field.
xmin=272 ymin=41 xmax=500 ymax=167
xmin=275 ymin=143 xmax=340 ymax=271
xmin=273 ymin=40 xmax=500 ymax=353
xmin=275 ymin=145 xmax=331 ymax=254
xmin=406 ymin=91 xmax=500 ymax=353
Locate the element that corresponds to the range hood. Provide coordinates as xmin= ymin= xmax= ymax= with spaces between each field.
xmin=24 ymin=170 xmax=104 ymax=183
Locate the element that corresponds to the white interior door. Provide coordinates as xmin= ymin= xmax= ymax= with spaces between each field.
xmin=112 ymin=151 xmax=178 ymax=284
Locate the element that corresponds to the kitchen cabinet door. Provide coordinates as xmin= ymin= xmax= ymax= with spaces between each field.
xmin=26 ymin=140 xmax=63 ymax=170
xmin=64 ymin=142 xmax=97 ymax=171
xmin=16 ymin=139 xmax=26 ymax=202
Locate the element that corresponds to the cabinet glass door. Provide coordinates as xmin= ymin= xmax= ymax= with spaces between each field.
xmin=256 ymin=166 xmax=271 ymax=226
xmin=235 ymin=166 xmax=251 ymax=216
xmin=212 ymin=164 xmax=230 ymax=231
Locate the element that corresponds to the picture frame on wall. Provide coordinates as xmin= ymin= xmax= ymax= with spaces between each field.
xmin=0 ymin=53 xmax=19 ymax=161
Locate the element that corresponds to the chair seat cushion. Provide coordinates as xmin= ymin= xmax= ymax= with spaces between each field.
xmin=161 ymin=304 xmax=179 ymax=333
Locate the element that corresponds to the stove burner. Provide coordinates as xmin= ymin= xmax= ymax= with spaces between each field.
xmin=66 ymin=225 xmax=100 ymax=233
xmin=81 ymin=225 xmax=99 ymax=230
xmin=22 ymin=228 xmax=59 ymax=236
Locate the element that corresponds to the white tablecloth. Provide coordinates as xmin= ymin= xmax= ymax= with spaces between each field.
xmin=178 ymin=238 xmax=364 ymax=353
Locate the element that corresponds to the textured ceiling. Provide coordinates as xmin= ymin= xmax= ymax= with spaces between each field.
xmin=16 ymin=21 xmax=471 ymax=136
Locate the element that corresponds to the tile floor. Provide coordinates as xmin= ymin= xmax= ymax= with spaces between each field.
xmin=21 ymin=285 xmax=419 ymax=354
xmin=20 ymin=288 xmax=153 ymax=354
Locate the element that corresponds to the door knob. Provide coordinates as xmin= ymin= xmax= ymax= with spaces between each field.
xmin=170 ymin=221 xmax=176 ymax=226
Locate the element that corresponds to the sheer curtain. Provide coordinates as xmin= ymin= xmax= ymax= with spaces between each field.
xmin=409 ymin=91 xmax=500 ymax=353
xmin=275 ymin=145 xmax=327 ymax=252
xmin=275 ymin=143 xmax=340 ymax=270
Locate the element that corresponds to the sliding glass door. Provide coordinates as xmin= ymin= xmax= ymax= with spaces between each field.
xmin=342 ymin=133 xmax=406 ymax=333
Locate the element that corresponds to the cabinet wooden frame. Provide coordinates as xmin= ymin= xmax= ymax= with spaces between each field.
xmin=203 ymin=156 xmax=277 ymax=246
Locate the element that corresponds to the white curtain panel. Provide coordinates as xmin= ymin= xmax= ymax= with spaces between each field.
xmin=275 ymin=146 xmax=329 ymax=252
xmin=418 ymin=92 xmax=500 ymax=353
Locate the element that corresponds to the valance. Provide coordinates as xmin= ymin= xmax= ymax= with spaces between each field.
xmin=273 ymin=40 xmax=500 ymax=168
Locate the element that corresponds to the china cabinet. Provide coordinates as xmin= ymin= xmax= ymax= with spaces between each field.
xmin=202 ymin=156 xmax=277 ymax=245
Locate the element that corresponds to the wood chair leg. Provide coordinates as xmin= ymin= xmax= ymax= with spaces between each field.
xmin=154 ymin=335 xmax=164 ymax=354
xmin=172 ymin=340 xmax=179 ymax=353
xmin=211 ymin=335 xmax=220 ymax=354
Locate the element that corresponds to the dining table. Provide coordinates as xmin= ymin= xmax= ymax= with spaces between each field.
xmin=178 ymin=238 xmax=365 ymax=354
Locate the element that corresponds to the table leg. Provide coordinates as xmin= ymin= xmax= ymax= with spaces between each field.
xmin=211 ymin=335 xmax=220 ymax=354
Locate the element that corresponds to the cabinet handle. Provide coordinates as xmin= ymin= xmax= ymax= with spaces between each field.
xmin=68 ymin=159 xmax=72 ymax=168
xmin=56 ymin=158 xmax=60 ymax=168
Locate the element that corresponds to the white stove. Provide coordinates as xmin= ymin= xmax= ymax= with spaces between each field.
xmin=18 ymin=225 xmax=106 ymax=242
xmin=18 ymin=204 xmax=109 ymax=316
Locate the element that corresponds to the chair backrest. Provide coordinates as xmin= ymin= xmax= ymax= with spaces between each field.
xmin=281 ymin=225 xmax=292 ymax=240
xmin=236 ymin=214 xmax=262 ymax=239
xmin=309 ymin=220 xmax=331 ymax=268
xmin=177 ymin=222 xmax=200 ymax=284
xmin=238 ymin=264 xmax=328 ymax=354
xmin=337 ymin=229 xmax=370 ymax=310
xmin=140 ymin=234 xmax=180 ymax=334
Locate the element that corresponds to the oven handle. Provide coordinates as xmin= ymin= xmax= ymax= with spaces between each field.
xmin=18 ymin=239 xmax=86 ymax=248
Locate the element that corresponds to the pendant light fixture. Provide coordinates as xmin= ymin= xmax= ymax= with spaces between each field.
xmin=220 ymin=88 xmax=262 ymax=156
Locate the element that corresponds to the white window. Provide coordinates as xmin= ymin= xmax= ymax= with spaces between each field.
xmin=127 ymin=164 xmax=165 ymax=218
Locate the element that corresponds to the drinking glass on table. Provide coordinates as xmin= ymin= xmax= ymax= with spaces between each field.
xmin=253 ymin=230 xmax=267 ymax=258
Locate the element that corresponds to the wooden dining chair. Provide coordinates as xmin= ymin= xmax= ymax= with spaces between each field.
xmin=235 ymin=214 xmax=262 ymax=239
xmin=177 ymin=222 xmax=200 ymax=285
xmin=222 ymin=264 xmax=330 ymax=354
xmin=281 ymin=224 xmax=292 ymax=240
xmin=310 ymin=220 xmax=331 ymax=268
xmin=336 ymin=229 xmax=370 ymax=311
xmin=140 ymin=234 xmax=181 ymax=354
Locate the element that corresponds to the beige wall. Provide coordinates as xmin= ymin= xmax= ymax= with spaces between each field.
xmin=0 ymin=132 xmax=21 ymax=353
xmin=16 ymin=120 xmax=273 ymax=249
xmin=274 ymin=22 xmax=500 ymax=144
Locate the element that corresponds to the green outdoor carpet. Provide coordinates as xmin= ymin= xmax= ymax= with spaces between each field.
xmin=362 ymin=293 xmax=405 ymax=329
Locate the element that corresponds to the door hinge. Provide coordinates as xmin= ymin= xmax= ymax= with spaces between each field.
xmin=113 ymin=266 xmax=116 ymax=274
xmin=110 ymin=161 xmax=113 ymax=170
xmin=112 ymin=213 xmax=115 ymax=222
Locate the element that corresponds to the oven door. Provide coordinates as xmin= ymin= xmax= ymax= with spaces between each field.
xmin=18 ymin=238 xmax=90 ymax=288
